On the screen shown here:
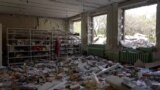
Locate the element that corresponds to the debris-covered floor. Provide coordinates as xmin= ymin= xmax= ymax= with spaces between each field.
xmin=0 ymin=55 xmax=160 ymax=90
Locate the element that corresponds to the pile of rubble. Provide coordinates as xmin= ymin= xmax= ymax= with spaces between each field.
xmin=0 ymin=55 xmax=160 ymax=90
xmin=121 ymin=33 xmax=155 ymax=49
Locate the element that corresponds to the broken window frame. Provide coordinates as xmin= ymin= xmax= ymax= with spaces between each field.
xmin=72 ymin=20 xmax=81 ymax=38
xmin=91 ymin=14 xmax=107 ymax=45
xmin=120 ymin=3 xmax=157 ymax=48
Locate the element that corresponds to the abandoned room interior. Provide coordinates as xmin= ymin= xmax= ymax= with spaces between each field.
xmin=0 ymin=0 xmax=160 ymax=90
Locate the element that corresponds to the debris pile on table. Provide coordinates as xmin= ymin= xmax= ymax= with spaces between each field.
xmin=0 ymin=55 xmax=160 ymax=90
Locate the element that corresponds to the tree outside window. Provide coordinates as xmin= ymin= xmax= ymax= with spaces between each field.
xmin=122 ymin=4 xmax=157 ymax=48
xmin=93 ymin=14 xmax=107 ymax=44
xmin=73 ymin=21 xmax=81 ymax=38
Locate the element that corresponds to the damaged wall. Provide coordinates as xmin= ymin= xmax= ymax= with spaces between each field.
xmin=0 ymin=14 xmax=67 ymax=30
xmin=0 ymin=14 xmax=67 ymax=65
xmin=37 ymin=17 xmax=66 ymax=30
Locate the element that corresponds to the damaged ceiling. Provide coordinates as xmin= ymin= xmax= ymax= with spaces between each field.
xmin=0 ymin=0 xmax=125 ymax=18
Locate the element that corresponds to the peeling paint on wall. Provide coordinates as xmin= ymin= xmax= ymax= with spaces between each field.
xmin=0 ymin=14 xmax=66 ymax=30
xmin=38 ymin=18 xmax=66 ymax=30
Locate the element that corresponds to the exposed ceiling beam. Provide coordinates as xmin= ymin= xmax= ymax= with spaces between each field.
xmin=47 ymin=0 xmax=100 ymax=8
xmin=0 ymin=0 xmax=89 ymax=12
xmin=0 ymin=0 xmax=126 ymax=18
xmin=0 ymin=5 xmax=77 ymax=18
xmin=0 ymin=7 xmax=71 ymax=18
xmin=0 ymin=2 xmax=80 ymax=14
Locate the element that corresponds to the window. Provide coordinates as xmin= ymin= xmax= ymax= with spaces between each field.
xmin=92 ymin=14 xmax=107 ymax=44
xmin=122 ymin=4 xmax=157 ymax=48
xmin=73 ymin=21 xmax=81 ymax=38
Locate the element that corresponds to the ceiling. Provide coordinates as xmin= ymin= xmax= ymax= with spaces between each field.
xmin=0 ymin=0 xmax=125 ymax=18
